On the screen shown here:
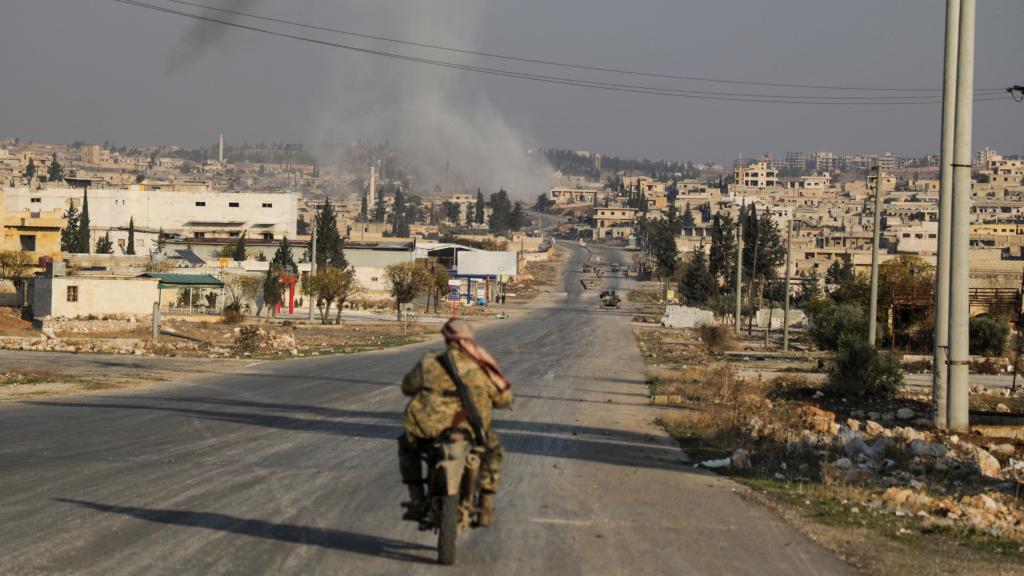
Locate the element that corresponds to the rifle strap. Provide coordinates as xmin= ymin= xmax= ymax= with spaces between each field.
xmin=438 ymin=351 xmax=487 ymax=444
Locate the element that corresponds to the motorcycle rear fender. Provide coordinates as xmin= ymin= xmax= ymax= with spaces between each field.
xmin=437 ymin=439 xmax=471 ymax=496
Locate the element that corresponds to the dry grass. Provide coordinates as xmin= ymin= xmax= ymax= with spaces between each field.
xmin=698 ymin=323 xmax=735 ymax=354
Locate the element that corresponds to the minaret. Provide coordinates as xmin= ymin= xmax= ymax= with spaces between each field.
xmin=368 ymin=165 xmax=377 ymax=208
xmin=219 ymin=134 xmax=224 ymax=164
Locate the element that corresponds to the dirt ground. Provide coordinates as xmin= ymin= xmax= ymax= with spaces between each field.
xmin=635 ymin=321 xmax=1024 ymax=575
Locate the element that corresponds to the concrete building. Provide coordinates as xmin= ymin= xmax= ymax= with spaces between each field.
xmin=3 ymin=186 xmax=298 ymax=249
xmin=733 ymin=162 xmax=778 ymax=189
xmin=549 ymin=187 xmax=597 ymax=206
xmin=0 ymin=188 xmax=64 ymax=263
xmin=595 ymin=207 xmax=637 ymax=241
xmin=33 ymin=272 xmax=159 ymax=319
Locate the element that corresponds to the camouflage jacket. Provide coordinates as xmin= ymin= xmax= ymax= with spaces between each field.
xmin=401 ymin=346 xmax=513 ymax=440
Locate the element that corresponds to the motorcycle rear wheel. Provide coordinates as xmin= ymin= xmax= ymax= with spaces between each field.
xmin=437 ymin=494 xmax=459 ymax=565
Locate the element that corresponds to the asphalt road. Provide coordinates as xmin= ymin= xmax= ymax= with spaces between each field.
xmin=0 ymin=243 xmax=852 ymax=575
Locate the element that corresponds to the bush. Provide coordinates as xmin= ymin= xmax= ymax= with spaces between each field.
xmin=809 ymin=303 xmax=869 ymax=351
xmin=698 ymin=323 xmax=735 ymax=354
xmin=235 ymin=325 xmax=261 ymax=354
xmin=969 ymin=315 xmax=1009 ymax=356
xmin=825 ymin=335 xmax=903 ymax=400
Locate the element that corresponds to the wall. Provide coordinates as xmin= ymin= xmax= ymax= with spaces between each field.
xmin=33 ymin=276 xmax=159 ymax=319
xmin=456 ymin=251 xmax=519 ymax=278
xmin=3 ymin=187 xmax=298 ymax=243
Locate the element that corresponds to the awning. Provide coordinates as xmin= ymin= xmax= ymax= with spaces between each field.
xmin=141 ymin=273 xmax=224 ymax=289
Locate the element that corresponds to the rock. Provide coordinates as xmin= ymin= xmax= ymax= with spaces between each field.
xmin=897 ymin=408 xmax=916 ymax=420
xmin=850 ymin=409 xmax=866 ymax=419
xmin=864 ymin=420 xmax=886 ymax=437
xmin=995 ymin=403 xmax=1011 ymax=414
xmin=798 ymin=405 xmax=839 ymax=437
xmin=907 ymin=439 xmax=949 ymax=459
xmin=701 ymin=457 xmax=731 ymax=469
xmin=842 ymin=431 xmax=876 ymax=459
xmin=289 ymin=348 xmax=298 ymax=356
xmin=871 ymin=436 xmax=895 ymax=456
xmin=971 ymin=384 xmax=985 ymax=394
xmin=893 ymin=427 xmax=927 ymax=443
xmin=41 ymin=327 xmax=56 ymax=340
xmin=731 ymin=449 xmax=751 ymax=470
xmin=961 ymin=445 xmax=1002 ymax=478
xmin=867 ymin=411 xmax=882 ymax=421
xmin=832 ymin=457 xmax=854 ymax=470
xmin=962 ymin=494 xmax=999 ymax=512
xmin=881 ymin=411 xmax=896 ymax=422
xmin=846 ymin=418 xmax=862 ymax=432
xmin=988 ymin=443 xmax=1016 ymax=462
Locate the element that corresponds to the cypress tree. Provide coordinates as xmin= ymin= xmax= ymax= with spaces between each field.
xmin=77 ymin=188 xmax=91 ymax=253
xmin=126 ymin=216 xmax=136 ymax=255
xmin=315 ymin=199 xmax=348 ymax=269
xmin=233 ymin=232 xmax=247 ymax=261
xmin=474 ymin=189 xmax=485 ymax=224
xmin=61 ymin=200 xmax=80 ymax=252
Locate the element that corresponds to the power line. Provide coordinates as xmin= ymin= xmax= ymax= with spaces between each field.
xmin=155 ymin=0 xmax=1006 ymax=95
xmin=114 ymin=0 xmax=1009 ymax=105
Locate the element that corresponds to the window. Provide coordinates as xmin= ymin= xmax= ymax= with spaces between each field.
xmin=30 ymin=197 xmax=41 ymax=203
xmin=262 ymin=203 xmax=273 ymax=208
xmin=229 ymin=202 xmax=240 ymax=208
xmin=19 ymin=235 xmax=36 ymax=252
xmin=194 ymin=232 xmax=205 ymax=239
xmin=67 ymin=286 xmax=78 ymax=302
xmin=228 ymin=231 xmax=241 ymax=238
xmin=195 ymin=201 xmax=206 ymax=207
xmin=262 ymin=233 xmax=274 ymax=240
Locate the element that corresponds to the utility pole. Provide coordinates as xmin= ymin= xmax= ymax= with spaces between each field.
xmin=308 ymin=215 xmax=317 ymax=322
xmin=933 ymin=0 xmax=960 ymax=429
xmin=735 ymin=207 xmax=744 ymax=334
xmin=783 ymin=218 xmax=793 ymax=352
xmin=947 ymin=0 xmax=976 ymax=433
xmin=868 ymin=164 xmax=883 ymax=346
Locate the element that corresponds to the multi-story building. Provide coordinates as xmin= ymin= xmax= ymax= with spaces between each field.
xmin=784 ymin=152 xmax=807 ymax=172
xmin=733 ymin=162 xmax=779 ymax=189
xmin=3 ymin=185 xmax=298 ymax=254
xmin=594 ymin=207 xmax=637 ymax=241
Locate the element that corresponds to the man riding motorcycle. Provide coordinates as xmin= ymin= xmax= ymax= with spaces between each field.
xmin=398 ymin=319 xmax=512 ymax=527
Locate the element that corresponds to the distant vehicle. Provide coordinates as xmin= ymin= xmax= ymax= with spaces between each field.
xmin=599 ymin=290 xmax=621 ymax=308
xmin=611 ymin=263 xmax=621 ymax=273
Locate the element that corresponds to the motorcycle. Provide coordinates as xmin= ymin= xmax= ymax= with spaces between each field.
xmin=418 ymin=428 xmax=486 ymax=565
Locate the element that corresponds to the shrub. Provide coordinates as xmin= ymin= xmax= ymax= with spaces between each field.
xmin=825 ymin=334 xmax=903 ymax=400
xmin=969 ymin=315 xmax=1009 ymax=356
xmin=809 ymin=303 xmax=869 ymax=351
xmin=698 ymin=323 xmax=735 ymax=354
xmin=234 ymin=325 xmax=261 ymax=354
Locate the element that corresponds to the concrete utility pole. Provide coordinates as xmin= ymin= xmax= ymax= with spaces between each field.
xmin=308 ymin=216 xmax=317 ymax=322
xmin=868 ymin=164 xmax=884 ymax=346
xmin=783 ymin=218 xmax=793 ymax=352
xmin=735 ymin=209 xmax=744 ymax=334
xmin=933 ymin=0 xmax=960 ymax=429
xmin=947 ymin=0 xmax=976 ymax=432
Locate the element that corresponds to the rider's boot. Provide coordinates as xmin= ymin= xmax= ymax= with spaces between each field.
xmin=402 ymin=483 xmax=427 ymax=521
xmin=477 ymin=492 xmax=496 ymax=527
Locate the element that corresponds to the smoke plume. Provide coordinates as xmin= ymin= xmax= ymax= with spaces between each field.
xmin=166 ymin=0 xmax=265 ymax=73
xmin=308 ymin=1 xmax=554 ymax=201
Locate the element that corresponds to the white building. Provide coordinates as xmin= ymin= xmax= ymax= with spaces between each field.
xmin=3 ymin=186 xmax=298 ymax=252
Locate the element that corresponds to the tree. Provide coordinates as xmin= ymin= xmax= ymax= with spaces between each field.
xmin=390 ymin=187 xmax=410 ymax=237
xmin=359 ymin=193 xmax=368 ymax=222
xmin=262 ymin=265 xmax=285 ymax=317
xmin=372 ymin=191 xmax=387 ymax=223
xmin=77 ymin=188 xmax=91 ymax=254
xmin=509 ymin=201 xmax=526 ymax=231
xmin=24 ymin=158 xmax=36 ymax=182
xmin=533 ymin=193 xmax=555 ymax=213
xmin=94 ymin=232 xmax=113 ymax=254
xmin=475 ymin=189 xmax=485 ymax=224
xmin=442 ymin=201 xmax=461 ymax=223
xmin=303 ymin=265 xmax=359 ymax=324
xmin=428 ymin=265 xmax=450 ymax=313
xmin=232 ymin=232 xmax=247 ymax=261
xmin=126 ymin=217 xmax=136 ymax=255
xmin=156 ymin=227 xmax=167 ymax=254
xmin=680 ymin=207 xmax=696 ymax=230
xmin=488 ymin=189 xmax=514 ymax=235
xmin=271 ymin=237 xmax=296 ymax=273
xmin=47 ymin=153 xmax=64 ymax=183
xmin=0 ymin=250 xmax=34 ymax=307
xmin=223 ymin=274 xmax=261 ymax=314
xmin=315 ymin=199 xmax=348 ymax=269
xmin=707 ymin=212 xmax=735 ymax=292
xmin=61 ymin=200 xmax=80 ymax=253
xmin=385 ymin=261 xmax=431 ymax=320
xmin=679 ymin=243 xmax=714 ymax=306
xmin=649 ymin=220 xmax=679 ymax=279
xmin=825 ymin=254 xmax=855 ymax=286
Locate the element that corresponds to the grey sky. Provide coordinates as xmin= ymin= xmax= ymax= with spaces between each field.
xmin=1 ymin=0 xmax=1022 ymax=165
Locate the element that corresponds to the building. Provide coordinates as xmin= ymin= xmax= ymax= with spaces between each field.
xmin=549 ymin=187 xmax=597 ymax=206
xmin=733 ymin=162 xmax=778 ymax=189
xmin=784 ymin=152 xmax=807 ymax=172
xmin=32 ymin=267 xmax=160 ymax=319
xmin=0 ymin=188 xmax=64 ymax=262
xmin=595 ymin=207 xmax=637 ymax=240
xmin=3 ymin=186 xmax=298 ymax=251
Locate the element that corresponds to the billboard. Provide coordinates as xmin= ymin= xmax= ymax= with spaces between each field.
xmin=455 ymin=251 xmax=519 ymax=278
